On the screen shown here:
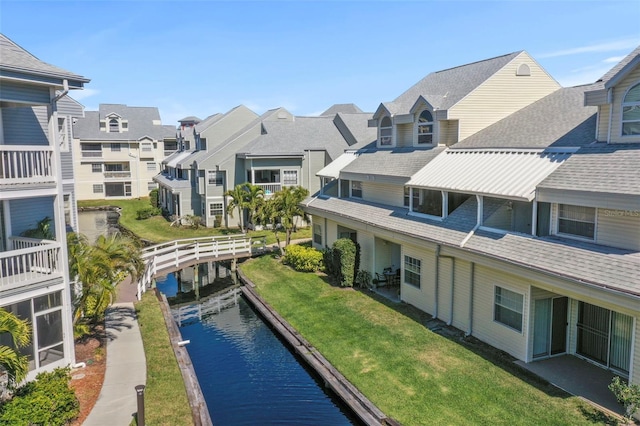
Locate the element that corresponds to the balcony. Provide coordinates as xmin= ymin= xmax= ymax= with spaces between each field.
xmin=254 ymin=182 xmax=282 ymax=195
xmin=104 ymin=171 xmax=132 ymax=179
xmin=81 ymin=150 xmax=103 ymax=159
xmin=0 ymin=237 xmax=62 ymax=292
xmin=0 ymin=146 xmax=55 ymax=188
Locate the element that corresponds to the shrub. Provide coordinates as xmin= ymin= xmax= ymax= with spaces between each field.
xmin=609 ymin=376 xmax=640 ymax=421
xmin=136 ymin=207 xmax=161 ymax=220
xmin=0 ymin=367 xmax=79 ymax=425
xmin=183 ymin=215 xmax=202 ymax=229
xmin=322 ymin=247 xmax=335 ymax=276
xmin=149 ymin=188 xmax=159 ymax=208
xmin=283 ymin=244 xmax=323 ymax=272
xmin=355 ymin=270 xmax=372 ymax=289
xmin=332 ymin=238 xmax=358 ymax=287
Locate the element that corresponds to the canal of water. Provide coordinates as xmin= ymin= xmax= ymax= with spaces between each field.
xmin=155 ymin=261 xmax=360 ymax=425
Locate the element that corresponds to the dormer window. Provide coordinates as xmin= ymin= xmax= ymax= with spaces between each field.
xmin=622 ymin=82 xmax=640 ymax=136
xmin=380 ymin=116 xmax=392 ymax=146
xmin=417 ymin=110 xmax=433 ymax=144
xmin=109 ymin=118 xmax=119 ymax=133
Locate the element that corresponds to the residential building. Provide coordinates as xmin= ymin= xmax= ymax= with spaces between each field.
xmin=156 ymin=104 xmax=375 ymax=228
xmin=0 ymin=34 xmax=90 ymax=379
xmin=304 ymin=48 xmax=640 ymax=395
xmin=73 ymin=104 xmax=177 ymax=200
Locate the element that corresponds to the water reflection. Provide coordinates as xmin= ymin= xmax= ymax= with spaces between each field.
xmin=77 ymin=210 xmax=120 ymax=243
xmin=155 ymin=263 xmax=359 ymax=426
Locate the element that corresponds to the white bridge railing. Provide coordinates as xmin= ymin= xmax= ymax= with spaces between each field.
xmin=0 ymin=146 xmax=55 ymax=185
xmin=0 ymin=237 xmax=60 ymax=290
xmin=136 ymin=235 xmax=253 ymax=300
xmin=172 ymin=286 xmax=242 ymax=326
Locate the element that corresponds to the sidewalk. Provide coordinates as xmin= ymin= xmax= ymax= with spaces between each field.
xmin=83 ymin=300 xmax=146 ymax=426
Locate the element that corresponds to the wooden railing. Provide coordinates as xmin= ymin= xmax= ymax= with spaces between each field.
xmin=0 ymin=237 xmax=60 ymax=290
xmin=137 ymin=235 xmax=252 ymax=300
xmin=0 ymin=146 xmax=55 ymax=185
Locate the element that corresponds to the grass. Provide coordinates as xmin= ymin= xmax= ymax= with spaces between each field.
xmin=240 ymin=253 xmax=616 ymax=426
xmin=135 ymin=292 xmax=192 ymax=425
xmin=77 ymin=198 xmax=311 ymax=244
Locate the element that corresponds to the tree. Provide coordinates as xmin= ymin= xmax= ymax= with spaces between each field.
xmin=225 ymin=184 xmax=249 ymax=231
xmin=244 ymin=183 xmax=264 ymax=227
xmin=20 ymin=217 xmax=54 ymax=240
xmin=256 ymin=186 xmax=309 ymax=254
xmin=68 ymin=233 xmax=143 ymax=337
xmin=0 ymin=308 xmax=31 ymax=388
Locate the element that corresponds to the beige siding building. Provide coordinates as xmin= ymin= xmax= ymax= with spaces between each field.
xmin=73 ymin=104 xmax=177 ymax=200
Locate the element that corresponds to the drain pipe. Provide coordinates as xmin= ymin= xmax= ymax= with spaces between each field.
xmin=53 ymin=79 xmax=69 ymax=102
xmin=436 ymin=244 xmax=456 ymax=326
xmin=466 ymin=262 xmax=475 ymax=337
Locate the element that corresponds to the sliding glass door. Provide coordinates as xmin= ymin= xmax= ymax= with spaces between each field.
xmin=533 ymin=297 xmax=567 ymax=359
xmin=576 ymin=302 xmax=633 ymax=374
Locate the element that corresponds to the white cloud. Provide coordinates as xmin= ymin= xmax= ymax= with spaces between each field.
xmin=556 ymin=65 xmax=612 ymax=87
xmin=539 ymin=38 xmax=640 ymax=58
xmin=603 ymin=55 xmax=626 ymax=63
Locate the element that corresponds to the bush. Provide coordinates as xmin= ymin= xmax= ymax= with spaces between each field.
xmin=332 ymin=238 xmax=358 ymax=287
xmin=609 ymin=376 xmax=640 ymax=421
xmin=0 ymin=367 xmax=79 ymax=425
xmin=136 ymin=207 xmax=161 ymax=220
xmin=149 ymin=188 xmax=159 ymax=208
xmin=283 ymin=244 xmax=323 ymax=272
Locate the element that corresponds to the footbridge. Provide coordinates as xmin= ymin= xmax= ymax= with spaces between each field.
xmin=136 ymin=235 xmax=265 ymax=299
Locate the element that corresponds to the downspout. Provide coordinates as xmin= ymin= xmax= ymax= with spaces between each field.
xmin=436 ymin=244 xmax=456 ymax=326
xmin=467 ymin=262 xmax=475 ymax=336
xmin=53 ymin=79 xmax=69 ymax=102
xmin=434 ymin=245 xmax=440 ymax=319
xmin=607 ymin=88 xmax=613 ymax=144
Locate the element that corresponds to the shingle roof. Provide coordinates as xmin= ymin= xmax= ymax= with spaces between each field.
xmin=341 ymin=147 xmax=445 ymax=179
xmin=334 ymin=113 xmax=377 ymax=149
xmin=390 ymin=51 xmax=522 ymax=114
xmin=453 ymin=85 xmax=598 ymax=149
xmin=594 ymin=45 xmax=640 ymax=90
xmin=538 ymin=143 xmax=640 ymax=196
xmin=320 ymin=103 xmax=364 ymax=116
xmin=152 ymin=173 xmax=192 ymax=190
xmin=304 ymin=196 xmax=640 ymax=297
xmin=0 ymin=34 xmax=89 ymax=85
xmin=194 ymin=113 xmax=223 ymax=133
xmin=74 ymin=104 xmax=175 ymax=141
xmin=239 ymin=116 xmax=348 ymax=159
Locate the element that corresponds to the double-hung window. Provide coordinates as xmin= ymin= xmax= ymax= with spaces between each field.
xmin=313 ymin=224 xmax=322 ymax=245
xmin=404 ymin=256 xmax=421 ymax=288
xmin=208 ymin=171 xmax=223 ymax=186
xmin=494 ymin=286 xmax=523 ymax=332
xmin=622 ymin=82 xmax=640 ymax=136
xmin=558 ymin=204 xmax=595 ymax=240
xmin=351 ymin=181 xmax=362 ymax=198
xmin=209 ymin=202 xmax=223 ymax=216
xmin=380 ymin=116 xmax=392 ymax=146
xmin=283 ymin=170 xmax=298 ymax=186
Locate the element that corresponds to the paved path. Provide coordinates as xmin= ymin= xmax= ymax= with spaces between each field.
xmin=83 ymin=302 xmax=146 ymax=426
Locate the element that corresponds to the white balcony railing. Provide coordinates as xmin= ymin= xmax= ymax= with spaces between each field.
xmin=0 ymin=146 xmax=55 ymax=184
xmin=1 ymin=237 xmax=61 ymax=290
xmin=254 ymin=182 xmax=282 ymax=195
xmin=81 ymin=151 xmax=102 ymax=158
xmin=104 ymin=171 xmax=132 ymax=179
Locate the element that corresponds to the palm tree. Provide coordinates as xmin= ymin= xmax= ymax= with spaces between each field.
xmin=0 ymin=308 xmax=31 ymax=387
xmin=244 ymin=183 xmax=264 ymax=228
xmin=225 ymin=183 xmax=249 ymax=231
xmin=275 ymin=186 xmax=309 ymax=247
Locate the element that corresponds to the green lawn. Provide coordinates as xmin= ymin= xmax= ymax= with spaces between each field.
xmin=240 ymin=254 xmax=615 ymax=426
xmin=135 ymin=292 xmax=193 ymax=425
xmin=77 ymin=198 xmax=310 ymax=244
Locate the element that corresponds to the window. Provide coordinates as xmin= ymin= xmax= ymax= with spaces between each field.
xmin=105 ymin=182 xmax=131 ymax=197
xmin=404 ymin=256 xmax=421 ymax=288
xmin=147 ymin=182 xmax=157 ymax=191
xmin=111 ymin=143 xmax=121 ymax=152
xmin=91 ymin=163 xmax=102 ymax=173
xmin=147 ymin=162 xmax=156 ymax=172
xmin=404 ymin=187 xmax=410 ymax=207
xmin=417 ymin=110 xmax=433 ymax=144
xmin=380 ymin=116 xmax=392 ymax=146
xmin=82 ymin=143 xmax=102 ymax=158
xmin=313 ymin=224 xmax=322 ymax=245
xmin=104 ymin=163 xmax=124 ymax=172
xmin=283 ymin=170 xmax=298 ymax=186
xmin=57 ymin=117 xmax=68 ymax=152
xmin=63 ymin=194 xmax=72 ymax=227
xmin=622 ymin=82 xmax=640 ymax=136
xmin=558 ymin=204 xmax=595 ymax=239
xmin=141 ymin=143 xmax=153 ymax=153
xmin=93 ymin=184 xmax=103 ymax=193
xmin=494 ymin=286 xmax=523 ymax=332
xmin=413 ymin=189 xmax=442 ymax=217
xmin=351 ymin=181 xmax=362 ymax=198
xmin=337 ymin=225 xmax=357 ymax=242
xmin=209 ymin=202 xmax=224 ymax=217
xmin=109 ymin=118 xmax=119 ymax=133
xmin=208 ymin=171 xmax=223 ymax=185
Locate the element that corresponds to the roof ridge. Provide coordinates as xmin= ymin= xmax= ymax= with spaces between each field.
xmin=433 ymin=50 xmax=523 ymax=74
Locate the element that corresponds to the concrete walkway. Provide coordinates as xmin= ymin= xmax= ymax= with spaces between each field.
xmin=83 ymin=303 xmax=147 ymax=426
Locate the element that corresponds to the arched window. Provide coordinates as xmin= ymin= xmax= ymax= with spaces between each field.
xmin=417 ymin=110 xmax=433 ymax=144
xmin=109 ymin=118 xmax=119 ymax=133
xmin=622 ymin=82 xmax=640 ymax=136
xmin=380 ymin=116 xmax=392 ymax=146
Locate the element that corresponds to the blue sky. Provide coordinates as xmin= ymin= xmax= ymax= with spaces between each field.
xmin=2 ymin=1 xmax=639 ymax=125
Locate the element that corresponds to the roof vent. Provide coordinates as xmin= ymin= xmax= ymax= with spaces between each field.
xmin=516 ymin=63 xmax=531 ymax=76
